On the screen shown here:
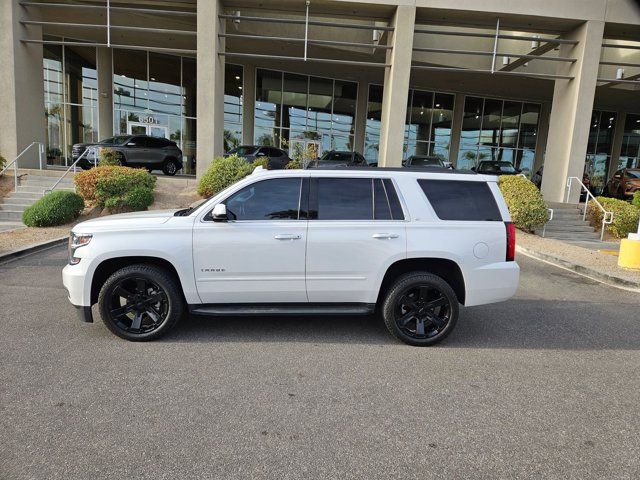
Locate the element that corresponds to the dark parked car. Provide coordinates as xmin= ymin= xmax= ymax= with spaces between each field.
xmin=473 ymin=161 xmax=521 ymax=176
xmin=73 ymin=135 xmax=183 ymax=176
xmin=311 ymin=150 xmax=368 ymax=168
xmin=226 ymin=145 xmax=291 ymax=169
xmin=403 ymin=155 xmax=452 ymax=169
xmin=604 ymin=168 xmax=640 ymax=198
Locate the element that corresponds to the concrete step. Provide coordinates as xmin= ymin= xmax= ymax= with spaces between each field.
xmin=5 ymin=192 xmax=44 ymax=201
xmin=545 ymin=221 xmax=593 ymax=228
xmin=17 ymin=168 xmax=78 ymax=178
xmin=0 ymin=211 xmax=24 ymax=221
xmin=0 ymin=221 xmax=24 ymax=233
xmin=542 ymin=225 xmax=595 ymax=233
xmin=16 ymin=185 xmax=74 ymax=193
xmin=19 ymin=179 xmax=75 ymax=188
xmin=543 ymin=232 xmax=602 ymax=241
xmin=0 ymin=197 xmax=38 ymax=206
xmin=0 ymin=203 xmax=30 ymax=211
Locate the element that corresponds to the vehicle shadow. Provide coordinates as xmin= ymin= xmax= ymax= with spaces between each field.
xmin=163 ymin=298 xmax=640 ymax=350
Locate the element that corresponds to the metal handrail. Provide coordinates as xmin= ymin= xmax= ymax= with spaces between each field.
xmin=565 ymin=176 xmax=613 ymax=241
xmin=542 ymin=208 xmax=554 ymax=238
xmin=0 ymin=142 xmax=44 ymax=192
xmin=43 ymin=147 xmax=94 ymax=195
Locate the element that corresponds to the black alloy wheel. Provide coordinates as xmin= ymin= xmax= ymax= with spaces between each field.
xmin=382 ymin=272 xmax=459 ymax=346
xmin=98 ymin=264 xmax=183 ymax=341
xmin=163 ymin=159 xmax=178 ymax=176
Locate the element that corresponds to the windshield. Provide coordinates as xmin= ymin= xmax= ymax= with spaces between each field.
xmin=479 ymin=161 xmax=517 ymax=173
xmin=228 ymin=146 xmax=257 ymax=156
xmin=100 ymin=136 xmax=130 ymax=146
xmin=626 ymin=170 xmax=640 ymax=179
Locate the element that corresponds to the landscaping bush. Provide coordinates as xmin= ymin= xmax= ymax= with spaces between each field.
xmin=587 ymin=196 xmax=639 ymax=238
xmin=498 ymin=175 xmax=550 ymax=232
xmin=75 ymin=166 xmax=155 ymax=204
xmin=251 ymin=157 xmax=269 ymax=169
xmin=95 ymin=169 xmax=156 ymax=213
xmin=197 ymin=154 xmax=254 ymax=198
xmin=285 ymin=159 xmax=302 ymax=169
xmin=97 ymin=147 xmax=121 ymax=166
xmin=0 ymin=153 xmax=6 ymax=173
xmin=22 ymin=190 xmax=84 ymax=227
xmin=632 ymin=191 xmax=640 ymax=208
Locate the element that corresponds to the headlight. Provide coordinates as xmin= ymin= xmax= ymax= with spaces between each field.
xmin=68 ymin=232 xmax=92 ymax=265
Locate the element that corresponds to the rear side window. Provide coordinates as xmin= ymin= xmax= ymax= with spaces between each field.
xmin=418 ymin=180 xmax=502 ymax=221
xmin=311 ymin=178 xmax=405 ymax=221
xmin=316 ymin=178 xmax=372 ymax=220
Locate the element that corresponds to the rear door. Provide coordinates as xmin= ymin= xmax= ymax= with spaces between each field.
xmin=305 ymin=177 xmax=407 ymax=304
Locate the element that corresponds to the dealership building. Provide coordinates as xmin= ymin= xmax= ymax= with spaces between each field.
xmin=2 ymin=0 xmax=640 ymax=202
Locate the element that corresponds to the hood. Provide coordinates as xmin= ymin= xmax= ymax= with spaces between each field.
xmin=73 ymin=209 xmax=179 ymax=232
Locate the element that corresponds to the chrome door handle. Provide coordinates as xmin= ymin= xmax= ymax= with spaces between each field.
xmin=274 ymin=234 xmax=302 ymax=240
xmin=372 ymin=233 xmax=399 ymax=239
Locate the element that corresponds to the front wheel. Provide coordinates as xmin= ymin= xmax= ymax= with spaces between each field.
xmin=98 ymin=264 xmax=183 ymax=341
xmin=381 ymin=272 xmax=459 ymax=346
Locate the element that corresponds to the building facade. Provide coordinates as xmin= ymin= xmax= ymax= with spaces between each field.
xmin=2 ymin=0 xmax=640 ymax=203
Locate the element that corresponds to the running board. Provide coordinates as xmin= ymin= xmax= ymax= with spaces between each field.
xmin=189 ymin=303 xmax=375 ymax=316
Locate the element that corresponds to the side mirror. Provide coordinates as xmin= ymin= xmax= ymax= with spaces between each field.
xmin=211 ymin=203 xmax=228 ymax=221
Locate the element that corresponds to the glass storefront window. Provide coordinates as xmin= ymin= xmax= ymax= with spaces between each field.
xmin=254 ymin=69 xmax=357 ymax=158
xmin=585 ymin=110 xmax=616 ymax=194
xmin=618 ymin=113 xmax=640 ymax=170
xmin=43 ymin=40 xmax=98 ymax=166
xmin=224 ymin=64 xmax=243 ymax=151
xmin=458 ymin=96 xmax=539 ymax=176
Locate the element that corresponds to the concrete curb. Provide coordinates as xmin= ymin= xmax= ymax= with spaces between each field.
xmin=516 ymin=245 xmax=640 ymax=292
xmin=0 ymin=236 xmax=67 ymax=264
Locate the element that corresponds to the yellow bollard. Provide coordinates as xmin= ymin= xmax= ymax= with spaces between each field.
xmin=618 ymin=233 xmax=640 ymax=270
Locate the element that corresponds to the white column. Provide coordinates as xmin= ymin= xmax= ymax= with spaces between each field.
xmin=242 ymin=63 xmax=256 ymax=145
xmin=197 ymin=0 xmax=225 ymax=178
xmin=541 ymin=20 xmax=605 ymax=203
xmin=354 ymin=79 xmax=369 ymax=154
xmin=97 ymin=48 xmax=113 ymax=140
xmin=0 ymin=0 xmax=45 ymax=168
xmin=377 ymin=5 xmax=416 ymax=167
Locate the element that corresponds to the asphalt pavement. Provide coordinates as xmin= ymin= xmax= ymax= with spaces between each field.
xmin=1 ymin=246 xmax=639 ymax=479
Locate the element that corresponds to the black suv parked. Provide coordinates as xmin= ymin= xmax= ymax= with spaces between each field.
xmin=312 ymin=150 xmax=368 ymax=168
xmin=72 ymin=135 xmax=184 ymax=176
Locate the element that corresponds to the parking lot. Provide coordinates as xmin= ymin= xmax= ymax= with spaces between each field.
xmin=1 ymin=245 xmax=639 ymax=479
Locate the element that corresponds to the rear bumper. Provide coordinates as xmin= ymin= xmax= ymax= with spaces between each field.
xmin=464 ymin=261 xmax=520 ymax=307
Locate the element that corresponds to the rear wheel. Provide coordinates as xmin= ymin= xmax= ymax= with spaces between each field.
xmin=381 ymin=272 xmax=459 ymax=346
xmin=162 ymin=159 xmax=179 ymax=176
xmin=98 ymin=264 xmax=183 ymax=341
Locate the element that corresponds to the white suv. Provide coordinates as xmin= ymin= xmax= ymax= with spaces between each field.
xmin=62 ymin=167 xmax=519 ymax=346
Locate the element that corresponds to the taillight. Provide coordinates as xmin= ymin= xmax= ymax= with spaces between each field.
xmin=505 ymin=222 xmax=516 ymax=262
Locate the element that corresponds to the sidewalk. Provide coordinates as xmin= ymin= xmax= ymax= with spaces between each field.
xmin=517 ymin=232 xmax=640 ymax=290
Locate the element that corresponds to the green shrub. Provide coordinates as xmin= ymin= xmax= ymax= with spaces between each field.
xmin=498 ymin=175 xmax=550 ymax=232
xmin=587 ymin=196 xmax=639 ymax=238
xmin=22 ymin=190 xmax=84 ymax=227
xmin=251 ymin=157 xmax=269 ymax=169
xmin=632 ymin=191 xmax=640 ymax=208
xmin=95 ymin=168 xmax=156 ymax=212
xmin=197 ymin=154 xmax=254 ymax=198
xmin=285 ymin=159 xmax=302 ymax=169
xmin=97 ymin=147 xmax=121 ymax=166
xmin=0 ymin=153 xmax=6 ymax=172
xmin=75 ymin=165 xmax=154 ymax=203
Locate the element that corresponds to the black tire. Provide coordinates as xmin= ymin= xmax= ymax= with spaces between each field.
xmin=162 ymin=159 xmax=179 ymax=176
xmin=381 ymin=272 xmax=459 ymax=347
xmin=98 ymin=264 xmax=183 ymax=341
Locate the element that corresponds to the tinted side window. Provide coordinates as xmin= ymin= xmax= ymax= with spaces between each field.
xmin=418 ymin=180 xmax=501 ymax=221
xmin=383 ymin=179 xmax=405 ymax=220
xmin=147 ymin=137 xmax=166 ymax=148
xmin=224 ymin=178 xmax=302 ymax=220
xmin=268 ymin=148 xmax=283 ymax=157
xmin=316 ymin=178 xmax=373 ymax=220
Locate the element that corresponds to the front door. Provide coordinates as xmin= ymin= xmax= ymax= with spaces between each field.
xmin=193 ymin=177 xmax=308 ymax=304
